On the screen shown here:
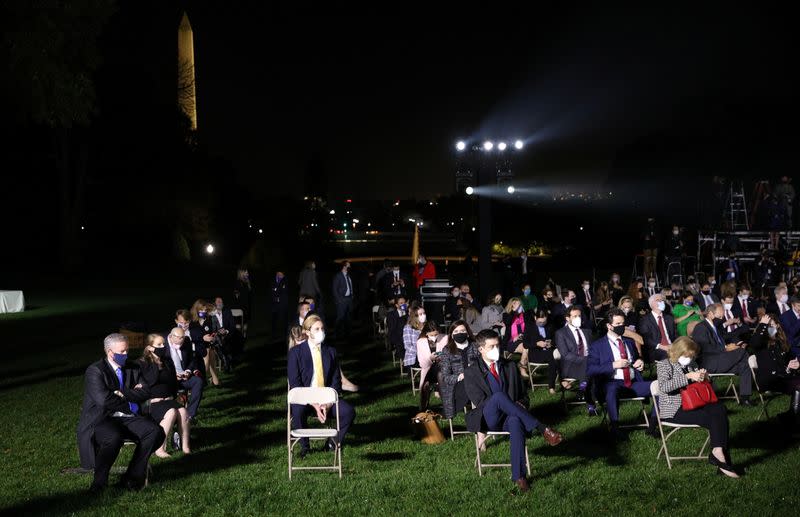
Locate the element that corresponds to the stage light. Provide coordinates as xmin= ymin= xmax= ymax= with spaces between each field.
xmin=206 ymin=244 xmax=215 ymax=254
xmin=472 ymin=226 xmax=476 ymax=232
xmin=456 ymin=141 xmax=466 ymax=151
xmin=579 ymin=226 xmax=584 ymax=231
xmin=483 ymin=141 xmax=493 ymax=151
xmin=514 ymin=140 xmax=524 ymax=150
xmin=497 ymin=142 xmax=507 ymax=151
xmin=465 ymin=186 xmax=474 ymax=195
xmin=507 ymin=185 xmax=515 ymax=194
xmin=353 ymin=219 xmax=360 ymax=223
xmin=258 ymin=228 xmax=263 ymax=234
xmin=329 ymin=209 xmax=336 ymax=215
xmin=408 ymin=218 xmax=416 ymax=223
xmin=80 ymin=225 xmax=85 ymax=230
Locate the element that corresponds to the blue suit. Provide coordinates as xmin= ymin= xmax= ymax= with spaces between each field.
xmin=779 ymin=310 xmax=800 ymax=358
xmin=587 ymin=335 xmax=650 ymax=424
xmin=332 ymin=272 xmax=354 ymax=340
xmin=288 ymin=341 xmax=354 ymax=448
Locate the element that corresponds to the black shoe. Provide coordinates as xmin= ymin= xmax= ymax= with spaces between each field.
xmin=575 ymin=390 xmax=586 ymax=402
xmin=739 ymin=398 xmax=756 ymax=407
xmin=172 ymin=431 xmax=181 ymax=451
xmin=708 ymin=453 xmax=735 ymax=472
xmin=88 ymin=483 xmax=106 ymax=494
xmin=298 ymin=447 xmax=310 ymax=459
xmin=324 ymin=439 xmax=338 ymax=452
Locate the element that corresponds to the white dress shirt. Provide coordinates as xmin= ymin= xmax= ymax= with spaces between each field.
xmin=607 ymin=334 xmax=635 ymax=381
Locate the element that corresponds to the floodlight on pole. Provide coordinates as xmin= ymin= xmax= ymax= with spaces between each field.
xmin=514 ymin=140 xmax=524 ymax=150
xmin=465 ymin=186 xmax=474 ymax=195
xmin=456 ymin=141 xmax=466 ymax=151
xmin=497 ymin=142 xmax=507 ymax=151
xmin=507 ymin=185 xmax=515 ymax=194
xmin=483 ymin=141 xmax=494 ymax=151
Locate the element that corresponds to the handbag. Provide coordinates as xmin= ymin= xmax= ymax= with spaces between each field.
xmin=680 ymin=381 xmax=718 ymax=410
xmin=411 ymin=411 xmax=446 ymax=445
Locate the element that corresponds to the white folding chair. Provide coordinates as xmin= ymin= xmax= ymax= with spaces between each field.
xmin=707 ymin=372 xmax=740 ymax=403
xmin=448 ymin=406 xmax=470 ymax=440
xmin=287 ymin=387 xmax=342 ymax=479
xmin=601 ymin=394 xmax=650 ymax=429
xmin=474 ymin=432 xmax=531 ymax=476
xmin=230 ymin=309 xmax=245 ymax=338
xmin=410 ymin=367 xmax=422 ymax=395
xmin=749 ymin=355 xmax=786 ymax=420
xmin=527 ymin=363 xmax=551 ymax=392
xmin=650 ymin=381 xmax=710 ymax=469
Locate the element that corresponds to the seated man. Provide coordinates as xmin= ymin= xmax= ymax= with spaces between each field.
xmin=691 ymin=303 xmax=755 ymax=406
xmin=166 ymin=326 xmax=205 ymax=423
xmin=720 ymin=294 xmax=750 ymax=342
xmin=386 ymin=296 xmax=409 ymax=361
xmin=587 ymin=308 xmax=651 ymax=439
xmin=554 ymin=306 xmax=597 ymax=414
xmin=779 ymin=296 xmax=800 ymax=357
xmin=464 ymin=329 xmax=563 ymax=493
xmin=211 ymin=296 xmax=239 ymax=369
xmin=288 ymin=315 xmax=355 ymax=457
xmin=76 ymin=333 xmax=164 ymax=492
xmin=731 ymin=284 xmax=759 ymax=329
xmin=636 ymin=293 xmax=676 ymax=362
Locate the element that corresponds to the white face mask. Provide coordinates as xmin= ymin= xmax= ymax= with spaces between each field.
xmin=740 ymin=294 xmax=749 ymax=300
xmin=486 ymin=347 xmax=500 ymax=362
xmin=648 ymin=282 xmax=656 ymax=288
xmin=768 ymin=326 xmax=778 ymax=337
xmin=456 ymin=342 xmax=469 ymax=350
xmin=418 ymin=313 xmax=427 ymax=323
xmin=622 ymin=307 xmax=631 ymax=315
xmin=310 ymin=330 xmax=325 ymax=344
xmin=779 ymin=294 xmax=789 ymax=304
xmin=723 ymin=303 xmax=733 ymax=311
xmin=656 ymin=301 xmax=666 ymax=312
xmin=571 ymin=316 xmax=582 ymax=328
xmin=677 ymin=356 xmax=692 ymax=367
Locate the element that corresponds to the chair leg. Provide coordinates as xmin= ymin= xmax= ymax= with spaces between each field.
xmin=474 ymin=434 xmax=483 ymax=476
xmin=288 ymin=439 xmax=293 ymax=480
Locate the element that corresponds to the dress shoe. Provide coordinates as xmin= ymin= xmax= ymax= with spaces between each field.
xmin=587 ymin=404 xmax=598 ymax=417
xmin=739 ymin=398 xmax=756 ymax=407
xmin=575 ymin=390 xmax=585 ymax=402
xmin=298 ymin=447 xmax=310 ymax=459
xmin=342 ymin=380 xmax=359 ymax=392
xmin=542 ymin=427 xmax=563 ymax=446
xmin=323 ymin=439 xmax=338 ymax=452
xmin=514 ymin=477 xmax=531 ymax=493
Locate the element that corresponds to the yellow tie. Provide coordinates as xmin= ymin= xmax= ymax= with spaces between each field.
xmin=311 ymin=344 xmax=324 ymax=387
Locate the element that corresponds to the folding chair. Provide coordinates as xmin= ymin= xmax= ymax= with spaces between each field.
xmin=287 ymin=387 xmax=342 ymax=479
xmin=410 ymin=367 xmax=423 ymax=395
xmin=448 ymin=407 xmax=470 ymax=440
xmin=372 ymin=305 xmax=386 ymax=339
xmin=600 ymin=394 xmax=650 ymax=429
xmin=230 ymin=309 xmax=245 ymax=338
xmin=707 ymin=373 xmax=740 ymax=403
xmin=526 ymin=363 xmax=551 ymax=393
xmin=111 ymin=440 xmax=153 ymax=487
xmin=749 ymin=355 xmax=787 ymax=420
xmin=474 ymin=432 xmax=531 ymax=476
xmin=650 ymin=381 xmax=710 ymax=469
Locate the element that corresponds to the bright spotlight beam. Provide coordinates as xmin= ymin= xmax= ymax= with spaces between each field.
xmin=497 ymin=142 xmax=507 ymax=151
xmin=507 ymin=185 xmax=515 ymax=194
xmin=465 ymin=186 xmax=474 ymax=195
xmin=205 ymin=244 xmax=215 ymax=254
xmin=483 ymin=141 xmax=493 ymax=151
xmin=456 ymin=141 xmax=466 ymax=151
xmin=514 ymin=139 xmax=524 ymax=150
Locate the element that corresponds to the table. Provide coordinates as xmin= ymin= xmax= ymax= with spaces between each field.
xmin=0 ymin=291 xmax=25 ymax=313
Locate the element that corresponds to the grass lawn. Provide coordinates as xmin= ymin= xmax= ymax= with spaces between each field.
xmin=1 ymin=286 xmax=799 ymax=516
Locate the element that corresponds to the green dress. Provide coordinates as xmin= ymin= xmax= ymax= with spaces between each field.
xmin=672 ymin=303 xmax=703 ymax=336
xmin=521 ymin=294 xmax=538 ymax=312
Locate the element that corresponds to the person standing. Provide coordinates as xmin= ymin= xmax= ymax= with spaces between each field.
xmin=412 ymin=253 xmax=437 ymax=291
xmin=643 ymin=217 xmax=659 ymax=279
xmin=298 ymin=260 xmax=321 ymax=303
xmin=234 ymin=269 xmax=254 ymax=335
xmin=270 ymin=271 xmax=289 ymax=342
xmin=332 ymin=260 xmax=354 ymax=341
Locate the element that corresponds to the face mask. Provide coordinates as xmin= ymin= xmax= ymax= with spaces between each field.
xmin=622 ymin=307 xmax=631 ymax=315
xmin=678 ymin=356 xmax=692 ymax=367
xmin=611 ymin=324 xmax=626 ymax=336
xmin=486 ymin=347 xmax=500 ymax=362
xmin=311 ymin=330 xmax=326 ymax=343
xmin=418 ymin=314 xmax=427 ymax=323
xmin=452 ymin=290 xmax=460 ymax=297
xmin=648 ymin=282 xmax=656 ymax=288
xmin=768 ymin=326 xmax=778 ymax=337
xmin=309 ymin=303 xmax=315 ymax=310
xmin=723 ymin=303 xmax=733 ymax=311
xmin=178 ymin=322 xmax=189 ymax=330
xmin=571 ymin=316 xmax=582 ymax=328
xmin=740 ymin=294 xmax=749 ymax=300
xmin=112 ymin=352 xmax=128 ymax=367
xmin=153 ymin=346 xmax=167 ymax=359
xmin=684 ymin=301 xmax=693 ymax=306
xmin=583 ymin=284 xmax=590 ymax=290
xmin=453 ymin=332 xmax=469 ymax=344
xmin=516 ymin=306 xmax=523 ymax=313
xmin=523 ymin=288 xmax=531 ymax=296
xmin=657 ymin=301 xmax=666 ymax=312
xmin=418 ymin=259 xmax=425 ymax=265
xmin=612 ymin=277 xmax=620 ymax=283
xmin=710 ymin=281 xmax=716 ymax=286
xmin=713 ymin=316 xmax=724 ymax=326
xmin=779 ymin=294 xmax=788 ymax=304
xmin=198 ymin=311 xmax=207 ymax=318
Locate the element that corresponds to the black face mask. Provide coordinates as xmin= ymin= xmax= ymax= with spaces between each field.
xmin=611 ymin=324 xmax=626 ymax=336
xmin=153 ymin=346 xmax=167 ymax=359
xmin=701 ymin=290 xmax=711 ymax=295
xmin=452 ymin=332 xmax=469 ymax=344
xmin=713 ymin=317 xmax=724 ymax=326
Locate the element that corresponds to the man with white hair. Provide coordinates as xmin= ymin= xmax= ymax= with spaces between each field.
xmin=77 ymin=333 xmax=164 ymax=492
xmin=636 ymin=293 xmax=676 ymax=362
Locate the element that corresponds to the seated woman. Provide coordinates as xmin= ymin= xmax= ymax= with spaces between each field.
xmin=416 ymin=321 xmax=445 ymax=410
xmin=672 ymin=291 xmax=703 ymax=336
xmin=502 ymin=297 xmax=531 ymax=379
xmin=478 ymin=292 xmax=505 ymax=334
xmin=438 ymin=321 xmax=479 ymax=420
xmin=656 ymin=336 xmax=739 ymax=478
xmin=402 ymin=303 xmax=426 ymax=373
xmin=460 ymin=299 xmax=481 ymax=331
xmin=139 ymin=334 xmax=190 ymax=456
xmin=593 ymin=281 xmax=613 ymax=321
xmin=527 ymin=309 xmax=559 ymax=394
xmin=618 ymin=296 xmax=645 ymax=354
xmin=750 ymin=314 xmax=800 ymax=428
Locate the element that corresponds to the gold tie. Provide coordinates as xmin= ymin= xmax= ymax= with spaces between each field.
xmin=311 ymin=344 xmax=324 ymax=387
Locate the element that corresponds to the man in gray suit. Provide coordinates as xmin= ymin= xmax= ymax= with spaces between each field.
xmin=555 ymin=306 xmax=597 ymax=414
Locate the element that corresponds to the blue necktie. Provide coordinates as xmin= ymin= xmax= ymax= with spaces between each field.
xmin=115 ymin=367 xmax=139 ymax=414
xmin=711 ymin=322 xmax=724 ymax=350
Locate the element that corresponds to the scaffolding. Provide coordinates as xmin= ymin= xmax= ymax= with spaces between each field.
xmin=696 ymin=230 xmax=800 ymax=283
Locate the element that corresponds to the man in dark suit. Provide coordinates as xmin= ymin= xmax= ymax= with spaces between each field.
xmin=76 ymin=334 xmax=164 ymax=492
xmin=766 ymin=286 xmax=791 ymax=316
xmin=464 ymin=329 xmax=563 ymax=493
xmin=588 ymin=309 xmax=651 ymax=439
xmin=578 ymin=280 xmax=594 ymax=322
xmin=332 ymin=260 xmax=354 ymax=341
xmin=697 ymin=281 xmax=721 ymax=312
xmin=554 ymin=306 xmax=597 ymax=413
xmin=779 ymin=297 xmax=800 ymax=358
xmin=165 ymin=326 xmax=205 ymax=421
xmin=691 ymin=303 xmax=755 ymax=406
xmin=386 ymin=296 xmax=409 ymax=359
xmin=731 ymin=284 xmax=759 ymax=328
xmin=380 ymin=264 xmax=408 ymax=304
xmin=212 ymin=296 xmax=241 ymax=364
xmin=270 ymin=271 xmax=290 ymax=342
xmin=445 ymin=285 xmax=462 ymax=322
xmin=637 ymin=293 xmax=677 ymax=362
xmin=549 ymin=289 xmax=577 ymax=329
xmin=288 ymin=315 xmax=355 ymax=457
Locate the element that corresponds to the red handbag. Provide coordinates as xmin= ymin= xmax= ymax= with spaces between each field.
xmin=680 ymin=381 xmax=718 ymax=410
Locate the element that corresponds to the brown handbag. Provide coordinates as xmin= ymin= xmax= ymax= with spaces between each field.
xmin=412 ymin=411 xmax=446 ymax=444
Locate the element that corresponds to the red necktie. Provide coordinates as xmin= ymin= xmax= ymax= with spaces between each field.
xmin=657 ymin=315 xmax=670 ymax=347
xmin=741 ymin=300 xmax=747 ymax=318
xmin=575 ymin=329 xmax=585 ymax=356
xmin=617 ymin=339 xmax=632 ymax=387
xmin=489 ymin=362 xmax=500 ymax=382
xmin=726 ymin=310 xmax=738 ymax=330
xmin=781 ymin=303 xmax=787 ymax=314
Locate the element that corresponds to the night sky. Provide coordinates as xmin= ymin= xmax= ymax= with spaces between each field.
xmin=187 ymin=4 xmax=795 ymax=200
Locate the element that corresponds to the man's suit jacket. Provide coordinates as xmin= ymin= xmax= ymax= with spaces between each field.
xmin=731 ymin=297 xmax=759 ymax=322
xmin=386 ymin=309 xmax=407 ymax=347
xmin=161 ymin=333 xmax=204 ymax=373
xmin=587 ymin=335 xmax=644 ymax=388
xmin=76 ymin=359 xmax=149 ymax=469
xmin=549 ymin=303 xmax=570 ymax=329
xmin=332 ymin=272 xmax=353 ymax=305
xmin=287 ymin=341 xmax=342 ymax=393
xmin=463 ymin=358 xmax=528 ymax=433
xmin=211 ymin=309 xmax=236 ymax=334
xmin=691 ymin=318 xmax=736 ymax=369
xmin=779 ymin=309 xmax=800 ymax=356
xmin=555 ymin=325 xmax=592 ymax=377
xmin=637 ymin=312 xmax=677 ymax=350
xmin=697 ymin=293 xmax=721 ymax=311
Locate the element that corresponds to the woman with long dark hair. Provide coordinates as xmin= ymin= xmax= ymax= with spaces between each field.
xmin=750 ymin=314 xmax=800 ymax=428
xmin=437 ymin=320 xmax=479 ymax=419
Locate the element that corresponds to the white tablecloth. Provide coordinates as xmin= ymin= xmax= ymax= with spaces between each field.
xmin=0 ymin=291 xmax=25 ymax=313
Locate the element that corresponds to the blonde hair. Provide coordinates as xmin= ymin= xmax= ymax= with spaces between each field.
xmin=618 ymin=295 xmax=634 ymax=309
xmin=190 ymin=299 xmax=208 ymax=322
xmin=406 ymin=303 xmax=425 ymax=331
xmin=505 ymin=297 xmax=522 ymax=313
xmin=668 ymin=336 xmax=699 ymax=363
xmin=302 ymin=314 xmax=324 ymax=334
xmin=287 ymin=326 xmax=305 ymax=349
